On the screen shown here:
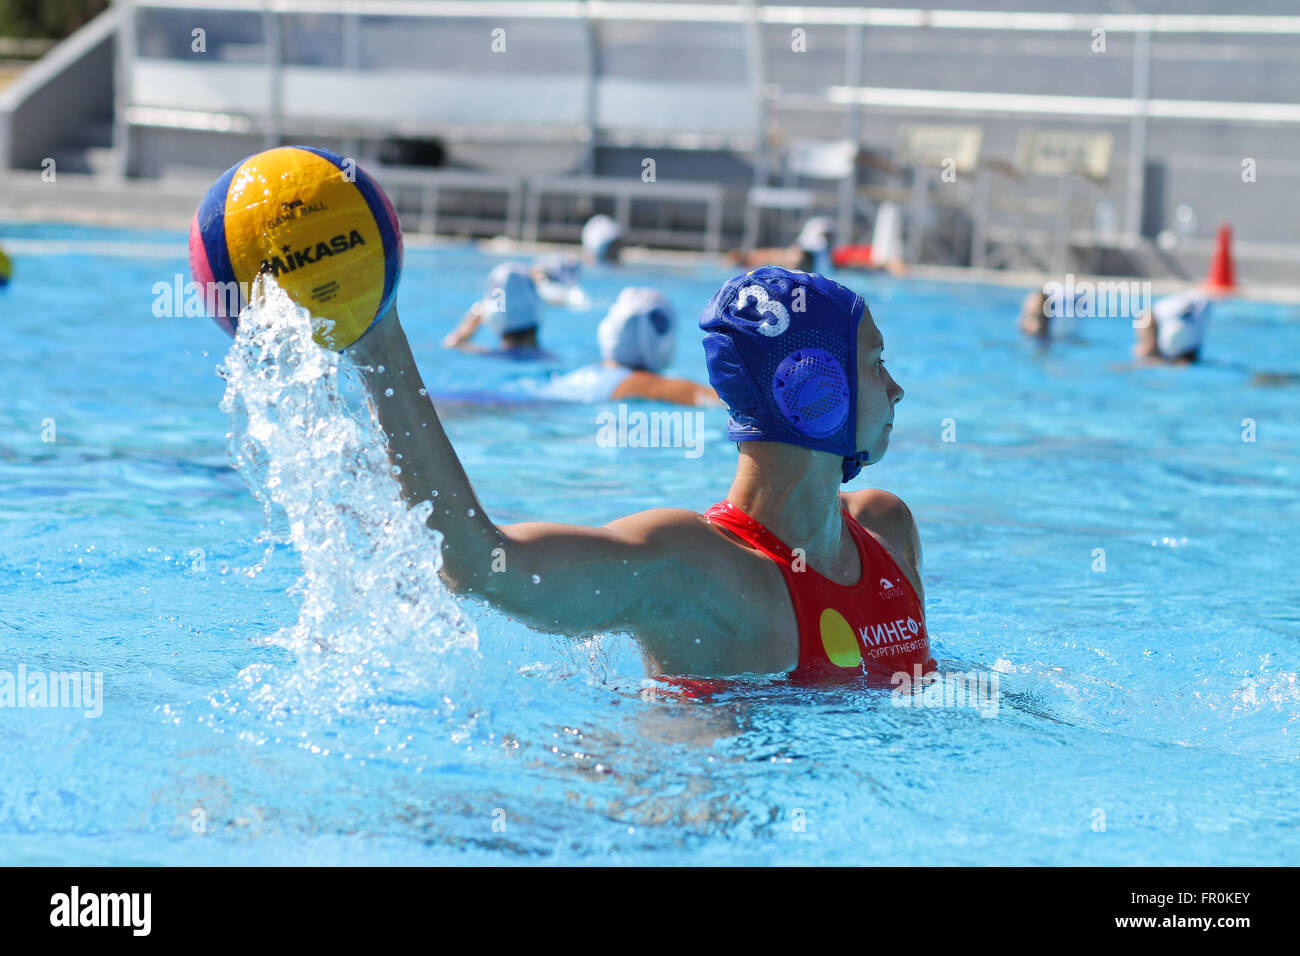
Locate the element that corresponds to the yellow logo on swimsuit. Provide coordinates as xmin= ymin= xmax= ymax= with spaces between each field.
xmin=818 ymin=607 xmax=862 ymax=668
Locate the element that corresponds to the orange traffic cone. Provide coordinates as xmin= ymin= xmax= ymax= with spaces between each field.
xmin=1204 ymin=223 xmax=1236 ymax=293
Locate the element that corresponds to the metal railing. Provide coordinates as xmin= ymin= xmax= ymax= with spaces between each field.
xmin=113 ymin=1 xmax=1300 ymax=258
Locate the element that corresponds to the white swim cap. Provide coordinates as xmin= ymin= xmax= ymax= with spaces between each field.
xmin=1152 ymin=291 xmax=1209 ymax=359
xmin=597 ymin=287 xmax=675 ymax=371
xmin=582 ymin=214 xmax=622 ymax=262
xmin=482 ymin=262 xmax=542 ymax=335
xmin=796 ymin=216 xmax=835 ymax=253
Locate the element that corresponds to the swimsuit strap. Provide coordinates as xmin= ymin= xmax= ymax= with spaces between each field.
xmin=701 ymin=500 xmax=795 ymax=563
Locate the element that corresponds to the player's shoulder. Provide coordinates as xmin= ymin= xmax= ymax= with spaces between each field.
xmin=602 ymin=506 xmax=730 ymax=545
xmin=839 ymin=489 xmax=921 ymax=573
xmin=602 ymin=506 xmax=773 ymax=578
xmin=840 ymin=488 xmax=915 ymax=530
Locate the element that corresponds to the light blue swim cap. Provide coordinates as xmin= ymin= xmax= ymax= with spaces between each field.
xmin=598 ymin=288 xmax=675 ymax=371
xmin=482 ymin=262 xmax=542 ymax=335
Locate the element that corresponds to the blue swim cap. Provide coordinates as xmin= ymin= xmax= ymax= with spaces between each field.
xmin=700 ymin=267 xmax=869 ymax=483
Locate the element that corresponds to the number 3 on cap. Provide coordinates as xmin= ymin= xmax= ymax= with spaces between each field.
xmin=736 ymin=284 xmax=790 ymax=337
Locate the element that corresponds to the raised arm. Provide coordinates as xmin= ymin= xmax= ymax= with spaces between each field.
xmin=441 ymin=301 xmax=489 ymax=352
xmin=347 ymin=308 xmax=724 ymax=647
xmin=614 ymin=371 xmax=720 ymax=408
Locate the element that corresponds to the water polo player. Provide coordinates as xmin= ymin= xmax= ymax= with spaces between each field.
xmin=1019 ymin=284 xmax=1087 ymax=344
xmin=539 ymin=287 xmax=718 ymax=407
xmin=189 ymin=150 xmax=930 ymax=681
xmin=351 ymin=266 xmax=933 ymax=681
xmin=442 ymin=262 xmax=550 ymax=358
xmin=1134 ymin=290 xmax=1210 ymax=365
xmin=582 ymin=214 xmax=623 ymax=264
xmin=530 ymin=254 xmax=586 ymax=308
xmin=726 ymin=216 xmax=835 ymax=274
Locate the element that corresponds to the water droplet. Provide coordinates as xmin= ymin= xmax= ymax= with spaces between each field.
xmin=376 ymin=364 xmax=385 ymax=373
xmin=467 ymin=508 xmax=475 ymax=517
xmin=384 ymin=387 xmax=394 ymax=397
xmin=430 ymin=489 xmax=438 ymax=496
xmin=531 ymin=574 xmax=541 ymax=584
xmin=418 ymin=388 xmax=428 ymax=397
xmin=390 ymin=465 xmax=402 ymax=476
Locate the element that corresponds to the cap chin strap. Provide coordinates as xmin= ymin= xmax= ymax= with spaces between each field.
xmin=841 ymin=450 xmax=870 ymax=484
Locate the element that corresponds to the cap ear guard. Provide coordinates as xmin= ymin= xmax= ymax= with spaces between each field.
xmin=646 ymin=307 xmax=671 ymax=336
xmin=773 ymin=348 xmax=851 ymax=439
xmin=636 ymin=307 xmax=675 ymax=371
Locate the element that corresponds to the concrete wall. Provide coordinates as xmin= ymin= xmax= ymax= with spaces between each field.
xmin=0 ymin=8 xmax=117 ymax=171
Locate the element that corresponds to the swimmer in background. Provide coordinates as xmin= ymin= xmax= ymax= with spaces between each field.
xmin=1018 ymin=291 xmax=1052 ymax=342
xmin=1133 ymin=290 xmax=1209 ymax=365
xmin=442 ymin=262 xmax=552 ymax=359
xmin=582 ymin=214 xmax=623 ymax=264
xmin=1018 ymin=285 xmax=1086 ymax=345
xmin=726 ymin=217 xmax=836 ymax=274
xmin=539 ymin=287 xmax=718 ymax=407
xmin=1124 ymin=290 xmax=1298 ymax=385
xmin=348 ymin=266 xmax=933 ymax=680
xmin=530 ymin=254 xmax=587 ymax=309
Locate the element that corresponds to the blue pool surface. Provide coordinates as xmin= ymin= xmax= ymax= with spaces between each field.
xmin=1 ymin=222 xmax=1297 ymax=865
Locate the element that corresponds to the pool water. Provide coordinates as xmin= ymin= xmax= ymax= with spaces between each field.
xmin=1 ymin=222 xmax=1297 ymax=865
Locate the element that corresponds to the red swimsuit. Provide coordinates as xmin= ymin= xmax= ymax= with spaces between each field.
xmin=703 ymin=500 xmax=936 ymax=682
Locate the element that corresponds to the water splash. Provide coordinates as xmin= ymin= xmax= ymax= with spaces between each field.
xmin=213 ymin=277 xmax=477 ymax=726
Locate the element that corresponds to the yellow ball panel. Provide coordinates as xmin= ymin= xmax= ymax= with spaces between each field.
xmin=223 ymin=148 xmax=385 ymax=349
